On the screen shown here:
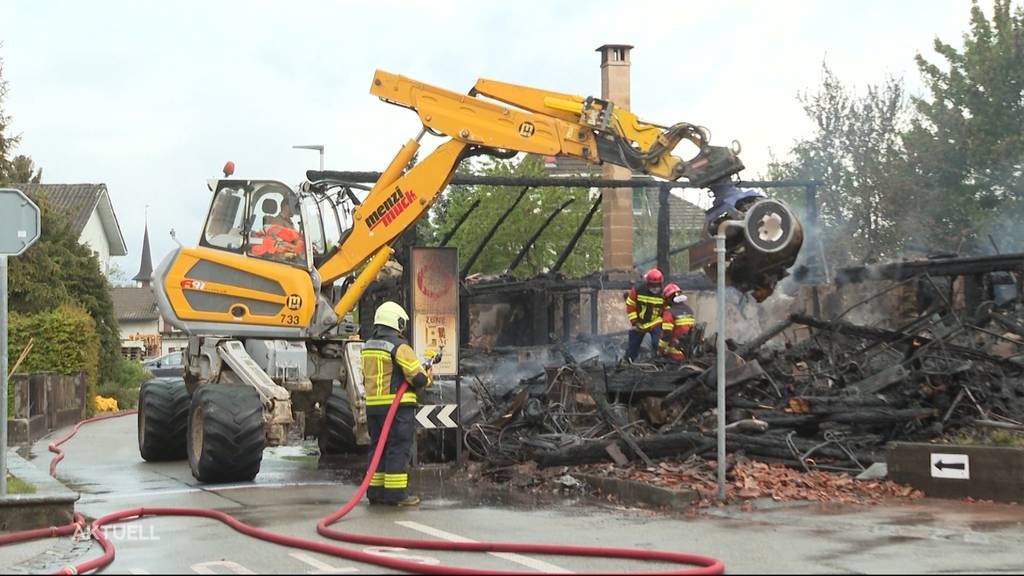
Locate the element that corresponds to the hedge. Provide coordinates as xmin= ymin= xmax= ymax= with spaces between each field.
xmin=6 ymin=305 xmax=99 ymax=415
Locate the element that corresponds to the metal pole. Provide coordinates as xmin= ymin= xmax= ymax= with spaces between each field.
xmin=1 ymin=255 xmax=8 ymax=497
xmin=714 ymin=234 xmax=726 ymax=502
xmin=455 ymin=375 xmax=463 ymax=464
xmin=319 ymin=149 xmax=325 ymax=172
xmin=657 ymin=184 xmax=670 ymax=277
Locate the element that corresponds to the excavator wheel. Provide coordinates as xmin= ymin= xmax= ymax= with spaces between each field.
xmin=138 ymin=377 xmax=190 ymax=462
xmin=319 ymin=392 xmax=360 ymax=455
xmin=187 ymin=384 xmax=265 ymax=483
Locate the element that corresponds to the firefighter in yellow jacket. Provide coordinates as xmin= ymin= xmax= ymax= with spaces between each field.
xmin=362 ymin=301 xmax=431 ymax=506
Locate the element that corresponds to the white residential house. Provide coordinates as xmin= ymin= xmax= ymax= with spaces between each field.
xmin=12 ymin=183 xmax=128 ymax=274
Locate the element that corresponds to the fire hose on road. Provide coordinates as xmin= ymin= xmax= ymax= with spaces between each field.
xmin=1 ymin=384 xmax=726 ymax=575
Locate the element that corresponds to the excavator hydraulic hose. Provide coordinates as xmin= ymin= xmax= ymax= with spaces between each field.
xmin=1 ymin=385 xmax=725 ymax=575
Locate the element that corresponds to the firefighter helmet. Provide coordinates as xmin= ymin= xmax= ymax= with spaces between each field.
xmin=663 ymin=282 xmax=682 ymax=300
xmin=644 ymin=268 xmax=664 ymax=293
xmin=374 ymin=301 xmax=409 ymax=334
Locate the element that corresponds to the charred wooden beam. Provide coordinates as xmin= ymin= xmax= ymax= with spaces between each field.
xmin=461 ymin=186 xmax=530 ymax=278
xmin=736 ymin=319 xmax=795 ymax=359
xmin=533 ymin=432 xmax=710 ymax=468
xmin=853 ymin=365 xmax=910 ymax=395
xmin=551 ymin=195 xmax=602 ymax=274
xmin=307 ymin=170 xmax=820 ymax=190
xmin=835 ymin=252 xmax=1024 ymax=285
xmin=789 ymin=396 xmax=891 ymax=413
xmin=597 ymin=365 xmax=703 ymax=397
xmin=989 ymin=312 xmax=1024 ymax=339
xmin=790 ymin=313 xmax=1022 ymax=370
xmin=749 ymin=407 xmax=935 ymax=429
xmin=720 ymin=433 xmax=883 ymax=464
xmin=591 ymin=366 xmax=653 ymax=466
xmin=439 ymin=197 xmax=481 ymax=247
xmin=657 ymin=184 xmax=671 ymax=276
xmin=506 ymin=198 xmax=575 ymax=275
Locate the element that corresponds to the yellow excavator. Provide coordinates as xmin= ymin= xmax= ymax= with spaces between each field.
xmin=139 ymin=70 xmax=803 ymax=482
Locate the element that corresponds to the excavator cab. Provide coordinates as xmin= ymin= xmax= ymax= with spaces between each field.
xmin=156 ymin=179 xmax=326 ymax=338
xmin=201 ymin=180 xmax=323 ymax=269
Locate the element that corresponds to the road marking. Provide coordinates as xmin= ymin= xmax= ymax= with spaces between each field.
xmin=288 ymin=552 xmax=360 ymax=574
xmin=192 ymin=560 xmax=256 ymax=574
xmin=78 ymin=481 xmax=343 ymax=503
xmin=396 ymin=520 xmax=572 ymax=573
xmin=362 ymin=546 xmax=441 ymax=565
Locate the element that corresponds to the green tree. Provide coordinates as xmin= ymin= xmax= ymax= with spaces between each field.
xmin=7 ymin=198 xmax=123 ymax=390
xmin=10 ymin=154 xmax=42 ymax=183
xmin=767 ymin=64 xmax=913 ymax=266
xmin=902 ymin=0 xmax=1024 ymax=251
xmin=0 ymin=50 xmax=18 ymax=183
xmin=0 ymin=47 xmax=119 ymax=387
xmin=428 ymin=155 xmax=602 ymax=277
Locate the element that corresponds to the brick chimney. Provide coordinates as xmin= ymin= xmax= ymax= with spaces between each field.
xmin=597 ymin=44 xmax=634 ymax=273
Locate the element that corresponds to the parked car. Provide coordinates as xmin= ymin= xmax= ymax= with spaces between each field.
xmin=142 ymin=351 xmax=185 ymax=378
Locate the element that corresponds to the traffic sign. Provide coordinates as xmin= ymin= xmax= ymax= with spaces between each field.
xmin=1 ymin=188 xmax=42 ymax=497
xmin=416 ymin=404 xmax=458 ymax=429
xmin=0 ymin=189 xmax=41 ymax=256
xmin=931 ymin=453 xmax=970 ymax=480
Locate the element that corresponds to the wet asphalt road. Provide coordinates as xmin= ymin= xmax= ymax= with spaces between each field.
xmin=3 ymin=414 xmax=1024 ymax=574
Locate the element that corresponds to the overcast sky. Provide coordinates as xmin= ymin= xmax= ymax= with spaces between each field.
xmin=1 ymin=0 xmax=974 ymax=274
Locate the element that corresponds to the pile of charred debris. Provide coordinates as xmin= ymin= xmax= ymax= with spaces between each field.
xmin=453 ymin=279 xmax=1024 ymax=499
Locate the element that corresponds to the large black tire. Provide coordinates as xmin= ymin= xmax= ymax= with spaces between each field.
xmin=187 ymin=385 xmax=265 ymax=483
xmin=138 ymin=377 xmax=190 ymax=462
xmin=319 ymin=392 xmax=360 ymax=455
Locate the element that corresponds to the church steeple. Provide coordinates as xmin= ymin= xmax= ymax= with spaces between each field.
xmin=132 ymin=215 xmax=153 ymax=288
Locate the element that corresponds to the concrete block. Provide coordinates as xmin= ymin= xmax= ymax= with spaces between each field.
xmin=887 ymin=442 xmax=1024 ymax=503
xmin=577 ymin=473 xmax=699 ymax=510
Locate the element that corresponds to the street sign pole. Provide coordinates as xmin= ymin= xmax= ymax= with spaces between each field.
xmin=0 ymin=188 xmax=42 ymax=498
xmin=1 ymin=255 xmax=8 ymax=497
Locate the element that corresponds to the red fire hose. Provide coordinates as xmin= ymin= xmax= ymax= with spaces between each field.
xmin=2 ymin=385 xmax=725 ymax=575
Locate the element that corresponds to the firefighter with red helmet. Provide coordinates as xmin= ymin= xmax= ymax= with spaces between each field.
xmin=658 ymin=283 xmax=696 ymax=362
xmin=625 ymin=268 xmax=666 ymax=361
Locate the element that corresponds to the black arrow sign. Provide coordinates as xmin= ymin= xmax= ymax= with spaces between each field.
xmin=934 ymin=460 xmax=965 ymax=471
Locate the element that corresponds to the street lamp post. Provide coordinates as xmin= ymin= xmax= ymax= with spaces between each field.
xmin=293 ymin=144 xmax=325 ymax=171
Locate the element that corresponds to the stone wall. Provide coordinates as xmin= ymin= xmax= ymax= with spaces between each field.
xmin=6 ymin=371 xmax=87 ymax=446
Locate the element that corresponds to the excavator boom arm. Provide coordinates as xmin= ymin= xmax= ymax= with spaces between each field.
xmin=317 ymin=70 xmax=745 ymax=291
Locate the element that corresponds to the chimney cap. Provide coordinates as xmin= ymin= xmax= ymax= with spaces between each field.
xmin=595 ymin=44 xmax=634 ymax=52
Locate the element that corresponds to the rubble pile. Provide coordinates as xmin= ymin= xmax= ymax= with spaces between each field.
xmin=458 ymin=298 xmax=1024 ymax=480
xmin=580 ymin=457 xmax=924 ymax=506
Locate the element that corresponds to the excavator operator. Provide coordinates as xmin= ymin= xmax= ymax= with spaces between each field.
xmin=361 ymin=301 xmax=432 ymax=507
xmin=249 ymin=196 xmax=304 ymax=263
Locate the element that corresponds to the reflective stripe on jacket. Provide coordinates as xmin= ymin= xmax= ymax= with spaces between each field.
xmin=660 ymin=303 xmax=695 ymax=346
xmin=361 ymin=331 xmax=429 ymax=407
xmin=626 ymin=287 xmax=665 ymax=331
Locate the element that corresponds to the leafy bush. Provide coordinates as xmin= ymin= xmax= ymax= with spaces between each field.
xmin=97 ymin=358 xmax=151 ymax=410
xmin=7 ymin=305 xmax=99 ymax=414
